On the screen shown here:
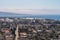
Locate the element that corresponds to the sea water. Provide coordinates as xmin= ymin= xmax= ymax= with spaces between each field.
xmin=0 ymin=15 xmax=60 ymax=20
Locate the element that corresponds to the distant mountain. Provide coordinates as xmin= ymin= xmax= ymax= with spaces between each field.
xmin=0 ymin=12 xmax=32 ymax=18
xmin=0 ymin=12 xmax=29 ymax=15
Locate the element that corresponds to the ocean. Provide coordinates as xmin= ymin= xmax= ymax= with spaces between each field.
xmin=0 ymin=15 xmax=60 ymax=20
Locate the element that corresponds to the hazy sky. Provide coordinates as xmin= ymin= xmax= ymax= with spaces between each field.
xmin=0 ymin=0 xmax=60 ymax=15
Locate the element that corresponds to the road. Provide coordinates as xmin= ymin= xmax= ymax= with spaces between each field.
xmin=15 ymin=25 xmax=19 ymax=40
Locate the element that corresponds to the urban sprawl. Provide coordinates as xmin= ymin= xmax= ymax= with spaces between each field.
xmin=0 ymin=17 xmax=60 ymax=40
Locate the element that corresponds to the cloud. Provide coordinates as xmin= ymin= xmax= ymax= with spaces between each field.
xmin=0 ymin=9 xmax=60 ymax=15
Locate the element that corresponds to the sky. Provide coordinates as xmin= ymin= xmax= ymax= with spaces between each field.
xmin=0 ymin=0 xmax=60 ymax=15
